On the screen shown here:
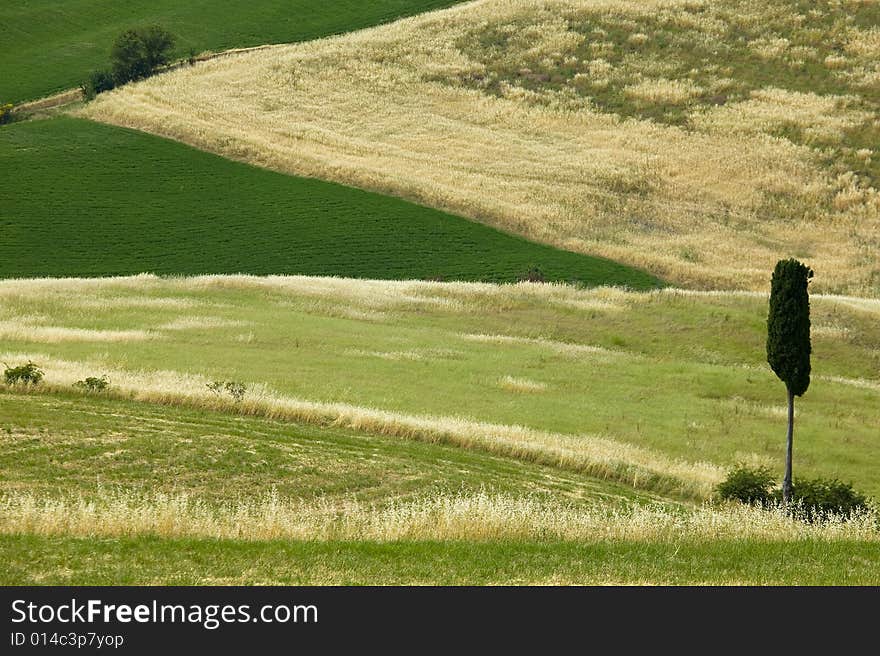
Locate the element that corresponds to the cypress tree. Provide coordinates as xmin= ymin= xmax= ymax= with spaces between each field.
xmin=766 ymin=259 xmax=813 ymax=504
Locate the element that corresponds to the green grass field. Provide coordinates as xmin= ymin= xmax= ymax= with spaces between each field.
xmin=1 ymin=276 xmax=877 ymax=497
xmin=1 ymin=278 xmax=878 ymax=584
xmin=4 ymin=536 xmax=878 ymax=585
xmin=2 ymin=0 xmax=878 ymax=586
xmin=0 ymin=0 xmax=466 ymax=103
xmin=0 ymin=117 xmax=659 ymax=288
xmin=1 ymin=391 xmax=877 ymax=585
xmin=0 ymin=391 xmax=648 ymax=506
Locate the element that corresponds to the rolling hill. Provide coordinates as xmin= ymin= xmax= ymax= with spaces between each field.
xmin=82 ymin=0 xmax=880 ymax=294
xmin=1 ymin=275 xmax=878 ymax=584
xmin=3 ymin=0 xmax=878 ymax=588
xmin=1 ymin=275 xmax=877 ymax=497
xmin=0 ymin=0 xmax=467 ymax=103
xmin=0 ymin=116 xmax=660 ymax=288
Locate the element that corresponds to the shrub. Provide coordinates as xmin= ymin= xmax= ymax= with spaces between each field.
xmin=224 ymin=381 xmax=247 ymax=402
xmin=716 ymin=465 xmax=775 ymax=506
xmin=520 ymin=266 xmax=546 ymax=283
xmin=718 ymin=466 xmax=872 ymax=522
xmin=0 ymin=103 xmax=13 ymax=125
xmin=81 ymin=70 xmax=116 ymax=100
xmin=74 ymin=375 xmax=110 ymax=392
xmin=206 ymin=380 xmax=247 ymax=402
xmin=773 ymin=477 xmax=870 ymax=521
xmin=111 ymin=26 xmax=175 ymax=85
xmin=3 ymin=361 xmax=44 ymax=386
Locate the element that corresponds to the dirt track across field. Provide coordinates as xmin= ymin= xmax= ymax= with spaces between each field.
xmin=10 ymin=45 xmax=281 ymax=119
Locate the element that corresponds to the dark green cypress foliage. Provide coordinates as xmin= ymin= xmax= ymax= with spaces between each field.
xmin=766 ymin=258 xmax=813 ymax=503
xmin=767 ymin=259 xmax=813 ymax=395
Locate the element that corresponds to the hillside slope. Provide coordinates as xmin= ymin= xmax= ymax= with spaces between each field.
xmin=83 ymin=0 xmax=880 ymax=294
xmin=0 ymin=0 xmax=466 ymax=103
xmin=1 ymin=275 xmax=877 ymax=497
xmin=0 ymin=117 xmax=659 ymax=288
xmin=1 ymin=277 xmax=878 ymax=584
xmin=0 ymin=391 xmax=649 ymax=506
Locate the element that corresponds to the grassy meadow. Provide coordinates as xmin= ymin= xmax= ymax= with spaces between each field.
xmin=0 ymin=116 xmax=659 ymax=288
xmin=0 ymin=0 xmax=466 ymax=103
xmin=0 ymin=275 xmax=877 ymax=497
xmin=4 ymin=537 xmax=879 ymax=585
xmin=1 ymin=276 xmax=878 ymax=584
xmin=83 ymin=0 xmax=880 ymax=294
xmin=0 ymin=391 xmax=650 ymax=506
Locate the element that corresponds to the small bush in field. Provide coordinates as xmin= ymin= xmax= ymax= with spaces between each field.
xmin=81 ymin=70 xmax=116 ymax=100
xmin=207 ymin=380 xmax=247 ymax=402
xmin=3 ymin=361 xmax=44 ymax=386
xmin=0 ymin=103 xmax=13 ymax=125
xmin=224 ymin=381 xmax=247 ymax=402
xmin=520 ymin=266 xmax=546 ymax=283
xmin=716 ymin=465 xmax=775 ymax=506
xmin=74 ymin=375 xmax=110 ymax=392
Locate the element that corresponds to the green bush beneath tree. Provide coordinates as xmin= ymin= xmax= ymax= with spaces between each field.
xmin=715 ymin=465 xmax=776 ymax=506
xmin=716 ymin=465 xmax=872 ymax=521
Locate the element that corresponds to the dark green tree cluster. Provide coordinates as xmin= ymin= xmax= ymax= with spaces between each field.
xmin=82 ymin=26 xmax=175 ymax=99
xmin=111 ymin=26 xmax=175 ymax=84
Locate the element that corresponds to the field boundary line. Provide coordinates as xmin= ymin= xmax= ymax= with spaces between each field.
xmin=9 ymin=45 xmax=285 ymax=119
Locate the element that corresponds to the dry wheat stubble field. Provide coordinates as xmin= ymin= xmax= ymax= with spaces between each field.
xmin=82 ymin=0 xmax=880 ymax=295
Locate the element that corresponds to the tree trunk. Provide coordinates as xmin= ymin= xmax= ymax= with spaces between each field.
xmin=782 ymin=386 xmax=794 ymax=505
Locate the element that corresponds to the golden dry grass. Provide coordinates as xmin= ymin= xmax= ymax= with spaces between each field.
xmin=498 ymin=375 xmax=549 ymax=393
xmin=625 ymin=78 xmax=703 ymax=104
xmin=2 ymin=489 xmax=875 ymax=542
xmin=156 ymin=316 xmax=249 ymax=331
xmin=1 ymin=271 xmax=876 ymax=320
xmin=0 ymin=320 xmax=157 ymax=343
xmin=81 ymin=0 xmax=880 ymax=295
xmin=690 ymin=88 xmax=870 ymax=145
xmin=462 ymin=332 xmax=620 ymax=359
xmin=0 ymin=273 xmax=634 ymax=315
